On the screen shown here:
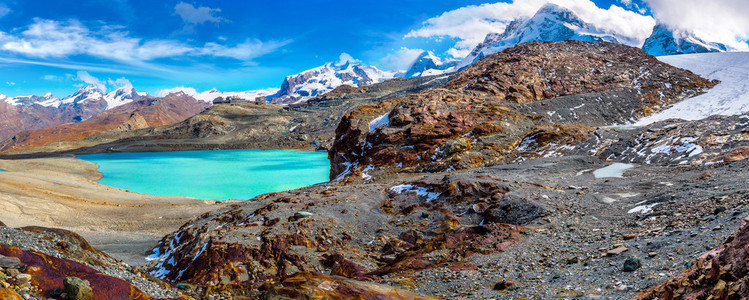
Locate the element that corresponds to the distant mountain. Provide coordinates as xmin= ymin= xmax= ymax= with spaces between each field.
xmin=0 ymin=85 xmax=148 ymax=142
xmin=402 ymin=51 xmax=458 ymax=79
xmin=158 ymin=87 xmax=278 ymax=103
xmin=268 ymin=61 xmax=395 ymax=104
xmin=642 ymin=23 xmax=728 ymax=56
xmin=0 ymin=93 xmax=210 ymax=153
xmin=455 ymin=3 xmax=633 ymax=70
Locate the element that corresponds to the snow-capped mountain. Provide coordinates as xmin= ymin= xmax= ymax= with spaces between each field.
xmin=4 ymin=93 xmax=61 ymax=107
xmin=104 ymin=85 xmax=147 ymax=109
xmin=402 ymin=51 xmax=458 ymax=79
xmin=157 ymin=87 xmax=278 ymax=103
xmin=455 ymin=3 xmax=634 ymax=70
xmin=268 ymin=61 xmax=395 ymax=104
xmin=642 ymin=23 xmax=728 ymax=56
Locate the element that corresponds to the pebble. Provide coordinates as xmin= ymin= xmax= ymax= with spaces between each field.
xmin=623 ymin=258 xmax=642 ymax=272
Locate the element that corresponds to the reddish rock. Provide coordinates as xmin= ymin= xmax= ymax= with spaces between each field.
xmin=0 ymin=245 xmax=169 ymax=299
xmin=262 ymin=272 xmax=438 ymax=300
xmin=634 ymin=217 xmax=749 ymax=300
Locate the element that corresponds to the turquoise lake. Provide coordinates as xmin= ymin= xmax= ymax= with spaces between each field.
xmin=78 ymin=149 xmax=330 ymax=200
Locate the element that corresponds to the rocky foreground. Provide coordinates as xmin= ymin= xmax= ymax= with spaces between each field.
xmin=2 ymin=41 xmax=749 ymax=299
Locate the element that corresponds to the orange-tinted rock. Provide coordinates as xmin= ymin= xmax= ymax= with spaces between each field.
xmin=262 ymin=272 xmax=438 ymax=300
xmin=634 ymin=217 xmax=749 ymax=300
xmin=0 ymin=288 xmax=23 ymax=300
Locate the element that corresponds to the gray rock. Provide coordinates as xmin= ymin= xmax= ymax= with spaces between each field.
xmin=623 ymin=257 xmax=642 ymax=272
xmin=14 ymin=273 xmax=31 ymax=287
xmin=63 ymin=277 xmax=93 ymax=300
xmin=294 ymin=211 xmax=313 ymax=218
xmin=0 ymin=255 xmax=21 ymax=269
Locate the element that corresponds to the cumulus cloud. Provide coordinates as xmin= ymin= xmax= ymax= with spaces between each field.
xmin=108 ymin=77 xmax=133 ymax=89
xmin=174 ymin=2 xmax=223 ymax=25
xmin=0 ymin=19 xmax=287 ymax=64
xmin=336 ymin=53 xmax=360 ymax=65
xmin=406 ymin=0 xmax=655 ymax=58
xmin=377 ymin=47 xmax=426 ymax=71
xmin=644 ymin=0 xmax=749 ymax=49
xmin=6 ymin=81 xmax=15 ymax=86
xmin=0 ymin=4 xmax=10 ymax=19
xmin=76 ymin=71 xmax=107 ymax=92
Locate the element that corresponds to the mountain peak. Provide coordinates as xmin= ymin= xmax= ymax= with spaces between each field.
xmin=642 ymin=23 xmax=728 ymax=56
xmin=454 ymin=4 xmax=624 ymax=70
xmin=403 ymin=51 xmax=458 ymax=79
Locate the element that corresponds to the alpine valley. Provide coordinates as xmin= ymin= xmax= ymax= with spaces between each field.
xmin=0 ymin=2 xmax=748 ymax=300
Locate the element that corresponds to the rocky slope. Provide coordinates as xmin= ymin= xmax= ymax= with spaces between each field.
xmin=328 ymin=41 xmax=713 ymax=180
xmin=642 ymin=23 xmax=728 ymax=56
xmin=0 ymin=93 xmax=209 ymax=154
xmin=0 ymin=224 xmax=188 ymax=299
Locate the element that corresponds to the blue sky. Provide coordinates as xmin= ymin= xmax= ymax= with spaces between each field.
xmin=0 ymin=0 xmax=745 ymax=97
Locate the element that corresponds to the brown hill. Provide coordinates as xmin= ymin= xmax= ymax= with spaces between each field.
xmin=0 ymin=97 xmax=107 ymax=142
xmin=328 ymin=41 xmax=714 ymax=180
xmin=0 ymin=93 xmax=209 ymax=153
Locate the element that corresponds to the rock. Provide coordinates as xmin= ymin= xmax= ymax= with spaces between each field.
xmin=63 ymin=277 xmax=93 ymax=300
xmin=564 ymin=257 xmax=579 ymax=265
xmin=714 ymin=206 xmax=727 ymax=215
xmin=294 ymin=211 xmax=313 ymax=218
xmin=493 ymin=280 xmax=516 ymax=291
xmin=175 ymin=283 xmax=191 ymax=291
xmin=7 ymin=268 xmax=20 ymax=277
xmin=0 ymin=255 xmax=21 ymax=269
xmin=623 ymin=257 xmax=642 ymax=272
xmin=605 ymin=246 xmax=628 ymax=256
xmin=0 ymin=288 xmax=22 ymax=300
xmin=14 ymin=273 xmax=31 ymax=287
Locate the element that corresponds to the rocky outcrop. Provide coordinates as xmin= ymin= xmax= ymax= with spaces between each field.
xmin=574 ymin=114 xmax=749 ymax=166
xmin=145 ymin=172 xmax=533 ymax=298
xmin=634 ymin=217 xmax=749 ymax=299
xmin=261 ymin=272 xmax=438 ymax=299
xmin=329 ymin=41 xmax=713 ymax=179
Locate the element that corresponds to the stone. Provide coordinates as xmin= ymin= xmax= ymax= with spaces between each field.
xmin=493 ymin=280 xmax=515 ymax=291
xmin=714 ymin=206 xmax=727 ymax=215
xmin=606 ymin=246 xmax=628 ymax=256
xmin=7 ymin=268 xmax=20 ymax=277
xmin=63 ymin=277 xmax=93 ymax=300
xmin=176 ymin=283 xmax=191 ymax=291
xmin=623 ymin=257 xmax=642 ymax=272
xmin=0 ymin=287 xmax=22 ymax=300
xmin=0 ymin=255 xmax=21 ymax=269
xmin=14 ymin=273 xmax=31 ymax=287
xmin=294 ymin=211 xmax=313 ymax=218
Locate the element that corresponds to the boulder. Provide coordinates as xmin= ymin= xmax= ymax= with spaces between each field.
xmin=63 ymin=277 xmax=93 ymax=300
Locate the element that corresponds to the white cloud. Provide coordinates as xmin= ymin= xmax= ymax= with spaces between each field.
xmin=644 ymin=0 xmax=749 ymax=49
xmin=42 ymin=75 xmax=62 ymax=81
xmin=406 ymin=0 xmax=655 ymax=57
xmin=377 ymin=47 xmax=426 ymax=71
xmin=108 ymin=77 xmax=133 ymax=89
xmin=6 ymin=81 xmax=15 ymax=86
xmin=620 ymin=0 xmax=632 ymax=5
xmin=337 ymin=53 xmax=360 ymax=65
xmin=76 ymin=71 xmax=107 ymax=92
xmin=0 ymin=19 xmax=287 ymax=64
xmin=174 ymin=2 xmax=223 ymax=25
xmin=0 ymin=4 xmax=10 ymax=19
xmin=157 ymin=86 xmax=197 ymax=97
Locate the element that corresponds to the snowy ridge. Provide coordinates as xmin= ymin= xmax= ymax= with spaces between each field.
xmin=402 ymin=51 xmax=458 ymax=79
xmin=636 ymin=51 xmax=749 ymax=125
xmin=454 ymin=3 xmax=633 ymax=70
xmin=158 ymin=87 xmax=278 ymax=103
xmin=642 ymin=24 xmax=728 ymax=56
xmin=269 ymin=60 xmax=395 ymax=104
xmin=2 ymin=84 xmax=147 ymax=109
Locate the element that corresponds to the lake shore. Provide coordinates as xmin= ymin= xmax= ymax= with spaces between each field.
xmin=0 ymin=156 xmax=222 ymax=265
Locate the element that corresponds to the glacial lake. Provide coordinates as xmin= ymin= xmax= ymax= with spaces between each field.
xmin=78 ymin=149 xmax=330 ymax=200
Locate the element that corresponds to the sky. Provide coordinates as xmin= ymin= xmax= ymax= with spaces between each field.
xmin=0 ymin=0 xmax=747 ymax=98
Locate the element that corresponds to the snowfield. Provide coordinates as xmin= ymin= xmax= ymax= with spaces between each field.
xmin=636 ymin=51 xmax=749 ymax=125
